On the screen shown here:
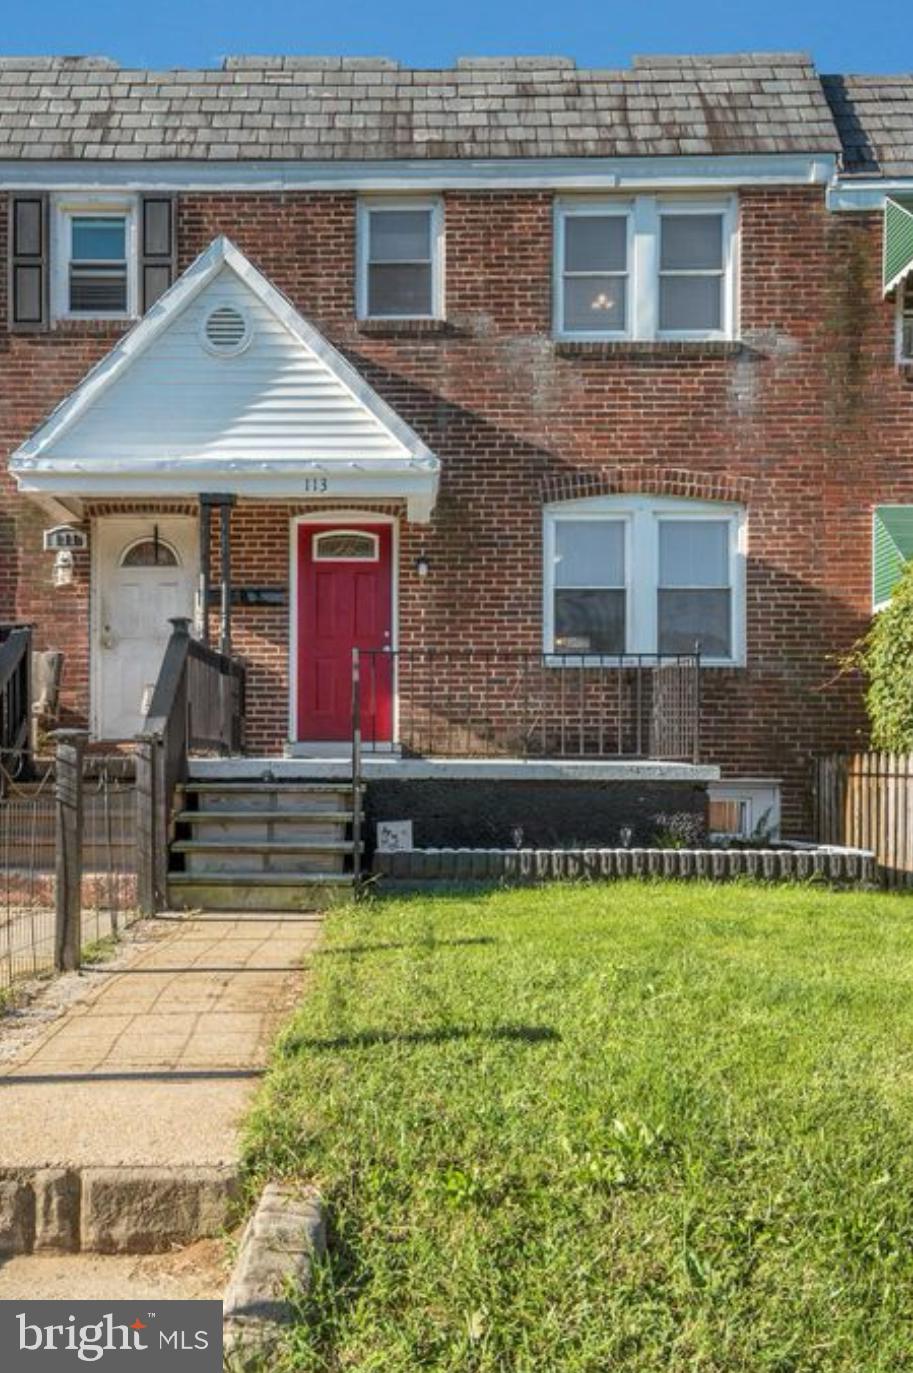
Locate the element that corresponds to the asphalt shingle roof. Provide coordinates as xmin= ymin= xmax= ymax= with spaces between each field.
xmin=822 ymin=74 xmax=913 ymax=177
xmin=0 ymin=51 xmax=840 ymax=161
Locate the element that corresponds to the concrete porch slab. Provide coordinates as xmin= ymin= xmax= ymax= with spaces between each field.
xmin=190 ymin=755 xmax=720 ymax=783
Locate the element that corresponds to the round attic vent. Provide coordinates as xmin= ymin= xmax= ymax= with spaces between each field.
xmin=201 ymin=303 xmax=251 ymax=356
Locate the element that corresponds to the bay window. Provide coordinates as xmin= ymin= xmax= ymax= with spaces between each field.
xmin=555 ymin=196 xmax=736 ymax=341
xmin=544 ymin=496 xmax=745 ymax=664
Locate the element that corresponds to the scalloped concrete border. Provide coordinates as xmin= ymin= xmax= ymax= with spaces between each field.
xmin=372 ymin=844 xmax=876 ymax=886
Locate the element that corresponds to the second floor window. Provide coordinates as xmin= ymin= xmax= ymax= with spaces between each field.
xmin=357 ymin=199 xmax=443 ymax=320
xmin=69 ymin=215 xmax=129 ymax=313
xmin=52 ymin=197 xmax=137 ymax=320
xmin=555 ymin=196 xmax=737 ymax=342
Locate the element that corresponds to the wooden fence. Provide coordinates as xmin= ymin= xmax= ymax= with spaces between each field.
xmin=815 ymin=752 xmax=913 ymax=887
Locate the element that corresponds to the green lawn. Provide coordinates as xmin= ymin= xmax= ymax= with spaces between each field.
xmin=244 ymin=882 xmax=913 ymax=1372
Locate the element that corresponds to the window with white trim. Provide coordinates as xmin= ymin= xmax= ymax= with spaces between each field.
xmin=898 ymin=279 xmax=913 ymax=364
xmin=544 ymin=495 xmax=746 ymax=664
xmin=51 ymin=196 xmax=137 ymax=320
xmin=553 ymin=518 xmax=626 ymax=652
xmin=554 ymin=196 xmax=737 ymax=341
xmin=357 ymin=199 xmax=443 ymax=320
xmin=708 ymin=781 xmax=780 ymax=839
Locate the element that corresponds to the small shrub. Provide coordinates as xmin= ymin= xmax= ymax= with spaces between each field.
xmin=652 ymin=812 xmax=707 ymax=849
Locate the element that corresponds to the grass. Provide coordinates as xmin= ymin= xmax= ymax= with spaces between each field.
xmin=244 ymin=881 xmax=913 ymax=1372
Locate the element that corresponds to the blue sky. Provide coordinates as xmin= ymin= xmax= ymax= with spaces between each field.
xmin=1 ymin=0 xmax=909 ymax=74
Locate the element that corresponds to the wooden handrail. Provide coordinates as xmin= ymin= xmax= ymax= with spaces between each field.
xmin=136 ymin=616 xmax=246 ymax=913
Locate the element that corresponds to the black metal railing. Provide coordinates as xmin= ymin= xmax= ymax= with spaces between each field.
xmin=352 ymin=648 xmax=701 ymax=765
xmin=136 ymin=617 xmax=246 ymax=912
xmin=0 ymin=739 xmax=138 ymax=993
xmin=0 ymin=624 xmax=33 ymax=783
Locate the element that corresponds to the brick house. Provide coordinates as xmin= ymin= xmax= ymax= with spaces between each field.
xmin=2 ymin=50 xmax=913 ymax=887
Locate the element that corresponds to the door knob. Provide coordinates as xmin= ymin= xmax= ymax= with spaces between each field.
xmin=101 ymin=624 xmax=117 ymax=650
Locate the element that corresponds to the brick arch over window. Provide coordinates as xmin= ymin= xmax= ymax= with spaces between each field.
xmin=541 ymin=467 xmax=754 ymax=507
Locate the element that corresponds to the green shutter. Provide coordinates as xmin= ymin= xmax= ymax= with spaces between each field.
xmin=884 ymin=198 xmax=913 ymax=295
xmin=873 ymin=507 xmax=913 ymax=608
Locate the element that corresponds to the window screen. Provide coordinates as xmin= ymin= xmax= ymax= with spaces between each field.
xmin=553 ymin=519 xmax=626 ymax=653
xmin=366 ymin=209 xmax=434 ymax=317
xmin=658 ymin=214 xmax=724 ymax=333
xmin=561 ymin=214 xmax=628 ymax=333
xmin=69 ymin=215 xmax=128 ymax=313
xmin=658 ymin=519 xmax=731 ymax=657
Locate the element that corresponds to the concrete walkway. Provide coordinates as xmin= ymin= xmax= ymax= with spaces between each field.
xmin=0 ymin=909 xmax=321 ymax=1173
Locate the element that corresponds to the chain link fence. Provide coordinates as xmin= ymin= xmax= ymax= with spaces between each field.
xmin=0 ymin=747 xmax=138 ymax=999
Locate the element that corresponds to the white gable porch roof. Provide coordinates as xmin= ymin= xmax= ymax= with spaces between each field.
xmin=10 ymin=237 xmax=440 ymax=522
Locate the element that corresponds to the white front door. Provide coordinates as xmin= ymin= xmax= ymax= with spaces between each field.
xmin=93 ymin=517 xmax=197 ymax=739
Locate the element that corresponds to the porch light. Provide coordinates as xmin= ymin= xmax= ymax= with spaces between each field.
xmin=415 ymin=555 xmax=431 ymax=579
xmin=53 ymin=550 xmax=75 ymax=587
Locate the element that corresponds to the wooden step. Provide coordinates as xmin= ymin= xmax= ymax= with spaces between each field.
xmin=178 ymin=782 xmax=358 ymax=794
xmin=176 ymin=782 xmax=357 ymax=815
xmin=173 ymin=836 xmax=353 ymax=874
xmin=167 ymin=870 xmax=354 ymax=912
xmin=175 ymin=809 xmax=355 ymax=824
xmin=173 ymin=838 xmax=357 ymax=852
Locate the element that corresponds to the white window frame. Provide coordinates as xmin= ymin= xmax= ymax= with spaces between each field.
xmin=553 ymin=195 xmax=739 ymax=343
xmin=356 ymin=196 xmax=445 ymax=321
xmin=896 ymin=279 xmax=913 ymax=364
xmin=543 ymin=494 xmax=747 ymax=666
xmin=708 ymin=780 xmax=781 ymax=839
xmin=50 ymin=193 xmax=139 ymax=322
xmin=549 ymin=514 xmax=632 ymax=655
xmin=553 ymin=200 xmax=634 ymax=341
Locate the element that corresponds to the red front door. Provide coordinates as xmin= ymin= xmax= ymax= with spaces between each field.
xmin=296 ymin=523 xmax=393 ymax=742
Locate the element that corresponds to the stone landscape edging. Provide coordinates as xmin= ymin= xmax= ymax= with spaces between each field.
xmin=372 ymin=844 xmax=876 ymax=886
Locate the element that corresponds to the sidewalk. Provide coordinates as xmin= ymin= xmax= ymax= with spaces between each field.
xmin=0 ymin=909 xmax=321 ymax=1251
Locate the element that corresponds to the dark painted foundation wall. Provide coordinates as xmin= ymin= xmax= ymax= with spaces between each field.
xmin=363 ymin=779 xmax=708 ymax=857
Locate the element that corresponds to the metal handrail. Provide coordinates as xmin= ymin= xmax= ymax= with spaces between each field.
xmin=0 ymin=625 xmax=33 ymax=773
xmin=352 ymin=647 xmax=701 ymax=763
xmin=351 ymin=646 xmax=363 ymax=888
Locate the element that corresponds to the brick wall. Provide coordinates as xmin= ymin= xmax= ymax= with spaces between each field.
xmin=2 ymin=186 xmax=913 ymax=829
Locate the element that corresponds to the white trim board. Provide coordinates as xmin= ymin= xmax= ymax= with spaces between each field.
xmin=828 ymin=179 xmax=913 ymax=212
xmin=0 ymin=154 xmax=837 ymax=194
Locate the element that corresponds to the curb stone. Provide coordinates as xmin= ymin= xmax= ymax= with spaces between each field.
xmin=0 ymin=1164 xmax=239 ymax=1255
xmin=223 ymin=1183 xmax=326 ymax=1368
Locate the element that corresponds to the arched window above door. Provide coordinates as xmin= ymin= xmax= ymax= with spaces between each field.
xmin=120 ymin=537 xmax=180 ymax=568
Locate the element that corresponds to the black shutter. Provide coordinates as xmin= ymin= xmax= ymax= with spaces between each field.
xmin=9 ymin=194 xmax=48 ymax=331
xmin=140 ymin=196 xmax=176 ymax=312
